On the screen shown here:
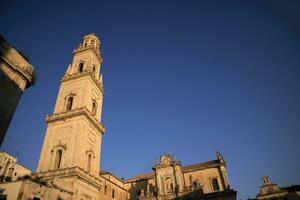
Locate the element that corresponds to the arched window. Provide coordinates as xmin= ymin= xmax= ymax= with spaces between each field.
xmin=212 ymin=178 xmax=220 ymax=191
xmin=66 ymin=96 xmax=73 ymax=111
xmin=87 ymin=154 xmax=92 ymax=173
xmin=112 ymin=189 xmax=115 ymax=198
xmin=79 ymin=63 xmax=84 ymax=73
xmin=93 ymin=66 xmax=96 ymax=73
xmin=104 ymin=185 xmax=107 ymax=195
xmin=92 ymin=101 xmax=97 ymax=115
xmin=84 ymin=43 xmax=87 ymax=47
xmin=53 ymin=150 xmax=62 ymax=170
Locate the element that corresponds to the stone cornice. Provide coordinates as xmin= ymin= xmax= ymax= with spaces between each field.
xmin=36 ymin=166 xmax=102 ymax=190
xmin=73 ymin=46 xmax=103 ymax=64
xmin=153 ymin=163 xmax=181 ymax=170
xmin=182 ymin=162 xmax=221 ymax=173
xmin=46 ymin=107 xmax=105 ymax=134
xmin=101 ymin=175 xmax=127 ymax=191
xmin=61 ymin=72 xmax=104 ymax=94
xmin=0 ymin=36 xmax=35 ymax=89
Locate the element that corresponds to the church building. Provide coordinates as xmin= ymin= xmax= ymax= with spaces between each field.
xmin=0 ymin=33 xmax=237 ymax=200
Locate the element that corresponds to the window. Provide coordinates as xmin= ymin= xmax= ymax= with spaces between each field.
xmin=66 ymin=96 xmax=73 ymax=111
xmin=14 ymin=172 xmax=17 ymax=176
xmin=79 ymin=63 xmax=84 ymax=73
xmin=92 ymin=101 xmax=97 ymax=115
xmin=112 ymin=189 xmax=115 ymax=198
xmin=212 ymin=178 xmax=220 ymax=191
xmin=53 ymin=149 xmax=62 ymax=170
xmin=87 ymin=154 xmax=92 ymax=173
xmin=93 ymin=66 xmax=96 ymax=73
xmin=104 ymin=185 xmax=107 ymax=195
xmin=33 ymin=197 xmax=41 ymax=200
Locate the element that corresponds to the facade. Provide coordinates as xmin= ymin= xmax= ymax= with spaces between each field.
xmin=255 ymin=176 xmax=300 ymax=200
xmin=123 ymin=153 xmax=236 ymax=200
xmin=0 ymin=34 xmax=236 ymax=200
xmin=0 ymin=36 xmax=35 ymax=146
xmin=0 ymin=152 xmax=31 ymax=182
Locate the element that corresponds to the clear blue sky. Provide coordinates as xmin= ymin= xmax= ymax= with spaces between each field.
xmin=1 ymin=1 xmax=300 ymax=199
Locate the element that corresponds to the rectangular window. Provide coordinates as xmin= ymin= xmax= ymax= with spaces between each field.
xmin=112 ymin=189 xmax=115 ymax=198
xmin=212 ymin=178 xmax=220 ymax=191
xmin=104 ymin=185 xmax=107 ymax=195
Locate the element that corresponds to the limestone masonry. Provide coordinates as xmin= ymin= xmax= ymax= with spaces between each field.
xmin=0 ymin=34 xmax=237 ymax=200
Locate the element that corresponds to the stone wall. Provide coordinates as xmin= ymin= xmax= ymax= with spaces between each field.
xmin=0 ymin=36 xmax=35 ymax=145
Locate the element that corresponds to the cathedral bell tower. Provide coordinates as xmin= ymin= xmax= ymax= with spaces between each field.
xmin=37 ymin=33 xmax=105 ymax=179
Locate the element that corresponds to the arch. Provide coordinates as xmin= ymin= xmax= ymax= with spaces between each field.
xmin=165 ymin=177 xmax=173 ymax=193
xmin=50 ymin=142 xmax=67 ymax=171
xmin=212 ymin=178 xmax=220 ymax=191
xmin=92 ymin=100 xmax=97 ymax=115
xmin=79 ymin=63 xmax=84 ymax=73
xmin=66 ymin=96 xmax=73 ymax=111
xmin=87 ymin=154 xmax=92 ymax=173
xmin=85 ymin=150 xmax=95 ymax=173
xmin=104 ymin=185 xmax=107 ymax=195
xmin=53 ymin=149 xmax=62 ymax=170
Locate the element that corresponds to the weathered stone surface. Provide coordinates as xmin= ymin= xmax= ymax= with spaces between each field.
xmin=0 ymin=36 xmax=35 ymax=145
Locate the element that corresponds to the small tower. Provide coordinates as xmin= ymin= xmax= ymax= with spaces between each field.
xmin=36 ymin=33 xmax=105 ymax=198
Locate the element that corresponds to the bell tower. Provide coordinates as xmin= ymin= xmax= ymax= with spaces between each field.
xmin=37 ymin=33 xmax=105 ymax=179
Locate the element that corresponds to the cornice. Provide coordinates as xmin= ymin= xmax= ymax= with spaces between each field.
xmin=0 ymin=37 xmax=35 ymax=89
xmin=46 ymin=107 xmax=105 ymax=134
xmin=61 ymin=72 xmax=104 ymax=94
xmin=73 ymin=46 xmax=103 ymax=64
xmin=101 ymin=175 xmax=127 ymax=191
xmin=36 ymin=166 xmax=102 ymax=190
xmin=153 ymin=163 xmax=181 ymax=170
xmin=182 ymin=163 xmax=221 ymax=173
xmin=0 ymin=57 xmax=34 ymax=89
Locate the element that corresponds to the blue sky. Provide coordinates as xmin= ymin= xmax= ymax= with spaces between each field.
xmin=1 ymin=1 xmax=300 ymax=199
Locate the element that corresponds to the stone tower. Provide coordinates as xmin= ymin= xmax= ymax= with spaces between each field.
xmin=37 ymin=33 xmax=105 ymax=198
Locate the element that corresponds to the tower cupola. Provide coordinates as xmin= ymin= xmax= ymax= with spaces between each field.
xmin=77 ymin=33 xmax=101 ymax=55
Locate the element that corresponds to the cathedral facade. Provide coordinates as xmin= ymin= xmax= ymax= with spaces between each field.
xmin=0 ymin=34 xmax=236 ymax=200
